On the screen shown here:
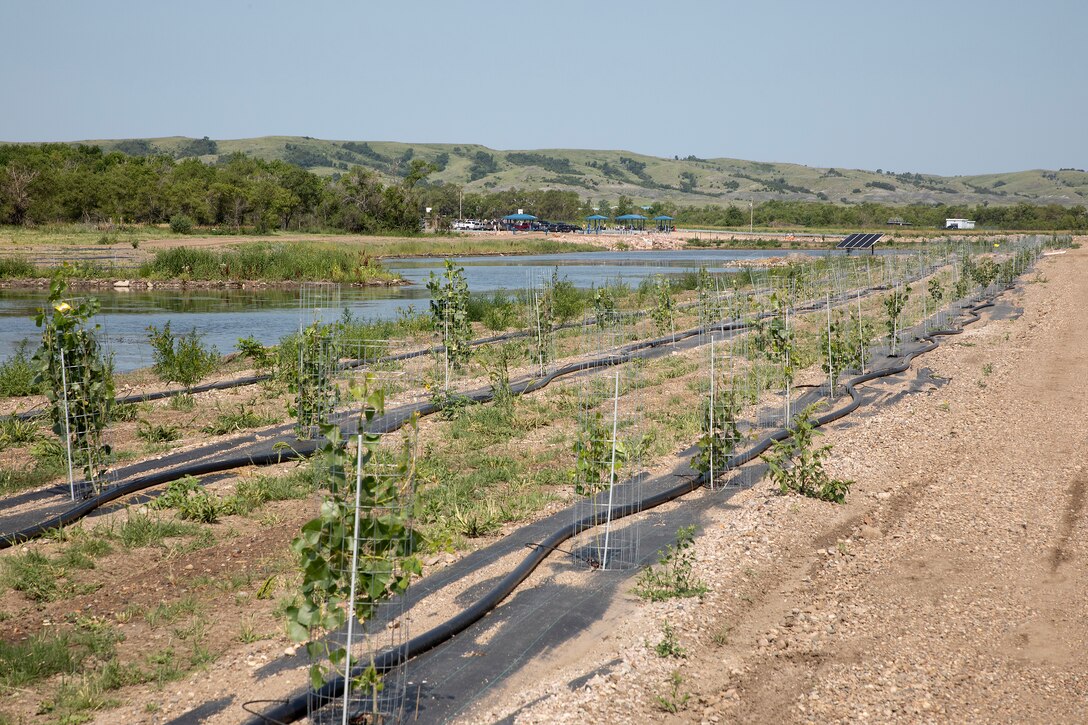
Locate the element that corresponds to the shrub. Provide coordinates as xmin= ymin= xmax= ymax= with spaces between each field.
xmin=635 ymin=526 xmax=707 ymax=601
xmin=763 ymin=403 xmax=853 ymax=503
xmin=168 ymin=214 xmax=194 ymax=234
xmin=147 ymin=322 xmax=219 ymax=392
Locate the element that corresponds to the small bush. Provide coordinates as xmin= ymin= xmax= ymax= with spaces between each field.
xmin=169 ymin=214 xmax=195 ymax=234
xmin=763 ymin=403 xmax=853 ymax=504
xmin=147 ymin=322 xmax=219 ymax=391
xmin=635 ymin=526 xmax=708 ymax=602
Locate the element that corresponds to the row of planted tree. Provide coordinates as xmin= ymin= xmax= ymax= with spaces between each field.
xmin=0 ymin=235 xmax=1060 ymax=722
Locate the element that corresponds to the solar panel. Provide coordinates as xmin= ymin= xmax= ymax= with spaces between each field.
xmin=837 ymin=232 xmax=882 ymax=250
xmin=835 ymin=233 xmax=863 ymax=249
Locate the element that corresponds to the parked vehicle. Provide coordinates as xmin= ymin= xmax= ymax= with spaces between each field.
xmin=544 ymin=221 xmax=580 ymax=233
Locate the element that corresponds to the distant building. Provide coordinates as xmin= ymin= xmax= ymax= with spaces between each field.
xmin=945 ymin=218 xmax=976 ymax=230
xmin=886 ymin=217 xmax=912 ymax=226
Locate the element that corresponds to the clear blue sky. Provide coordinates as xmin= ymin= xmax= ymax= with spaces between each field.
xmin=2 ymin=0 xmax=1084 ymax=176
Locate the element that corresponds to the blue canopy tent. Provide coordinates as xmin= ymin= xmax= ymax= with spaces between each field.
xmin=585 ymin=214 xmax=608 ymax=233
xmin=653 ymin=214 xmax=674 ymax=232
xmin=502 ymin=212 xmax=537 ymax=231
xmin=615 ymin=213 xmax=647 ymax=231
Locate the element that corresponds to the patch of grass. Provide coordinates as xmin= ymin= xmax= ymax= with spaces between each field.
xmin=109 ymin=401 xmax=141 ymax=422
xmin=0 ymin=256 xmax=40 ymax=279
xmin=0 ymin=621 xmax=121 ymax=690
xmin=138 ymin=242 xmax=399 ymax=284
xmin=111 ymin=510 xmax=200 ymax=548
xmin=0 ymin=416 xmax=38 ymax=450
xmin=136 ymin=419 xmax=180 ymax=444
xmin=238 ymin=617 xmax=273 ymax=644
xmin=2 ymin=549 xmax=66 ymax=602
xmin=0 ymin=465 xmax=58 ymax=497
xmin=144 ymin=596 xmax=201 ymax=629
xmin=200 ymin=403 xmax=277 ymax=435
xmin=168 ymin=393 xmax=195 ymax=411
xmin=0 ymin=340 xmax=40 ymax=396
xmin=56 ymin=536 xmax=113 ymax=571
xmin=144 ymin=646 xmax=184 ymax=685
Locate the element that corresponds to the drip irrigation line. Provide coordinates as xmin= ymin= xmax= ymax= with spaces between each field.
xmin=241 ymin=297 xmax=997 ymax=725
xmin=0 ymin=268 xmax=910 ymax=423
xmin=0 ymin=272 xmax=996 ymax=550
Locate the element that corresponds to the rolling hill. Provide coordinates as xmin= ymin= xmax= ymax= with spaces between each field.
xmin=75 ymin=136 xmax=1088 ymax=208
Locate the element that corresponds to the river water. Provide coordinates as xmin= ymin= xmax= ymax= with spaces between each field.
xmin=0 ymin=249 xmax=858 ymax=371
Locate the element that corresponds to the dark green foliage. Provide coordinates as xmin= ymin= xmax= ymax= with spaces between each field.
xmin=176 ymin=136 xmax=218 ymax=157
xmin=650 ymin=275 xmax=674 ymax=335
xmin=147 ymin=321 xmax=219 ymax=391
xmin=168 ymin=213 xmax=194 ymax=234
xmin=506 ymin=153 xmax=579 ymax=175
xmin=548 ymin=267 xmax=583 ymax=323
xmin=763 ymin=404 xmax=853 ymax=504
xmin=468 ymin=151 xmax=498 ymax=181
xmin=572 ymin=411 xmax=628 ymax=497
xmin=292 ymin=322 xmax=338 ymax=437
xmin=821 ymin=311 xmax=874 ymax=377
xmin=883 ymin=285 xmax=912 ymax=351
xmin=593 ymin=286 xmax=619 ymax=328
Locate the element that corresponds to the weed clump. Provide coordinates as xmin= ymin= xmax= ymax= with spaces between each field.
xmin=635 ymin=526 xmax=708 ymax=602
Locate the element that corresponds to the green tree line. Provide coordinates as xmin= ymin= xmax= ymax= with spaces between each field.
xmin=2 ymin=143 xmax=1085 ymax=232
xmin=0 ymin=143 xmax=432 ymax=234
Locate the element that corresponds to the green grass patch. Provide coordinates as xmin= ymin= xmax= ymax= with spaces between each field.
xmin=137 ymin=243 xmax=399 ymax=284
xmin=0 ymin=340 xmax=41 ymax=396
xmin=0 ymin=620 xmax=121 ymax=690
xmin=109 ymin=510 xmax=201 ymax=548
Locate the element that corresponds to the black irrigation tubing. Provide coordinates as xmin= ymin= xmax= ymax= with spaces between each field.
xmin=2 ymin=264 xmax=911 ymax=423
xmin=0 ymin=314 xmax=732 ymax=549
xmin=242 ymin=296 xmax=998 ymax=725
xmin=0 ymin=268 xmax=985 ymax=549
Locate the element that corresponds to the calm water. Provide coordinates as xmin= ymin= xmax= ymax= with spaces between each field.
xmin=0 ymin=249 xmax=856 ymax=371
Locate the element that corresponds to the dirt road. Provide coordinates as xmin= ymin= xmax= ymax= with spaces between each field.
xmin=471 ymin=245 xmax=1088 ymax=723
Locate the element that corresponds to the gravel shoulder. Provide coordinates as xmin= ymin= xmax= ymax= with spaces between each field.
xmin=467 ymin=245 xmax=1088 ymax=724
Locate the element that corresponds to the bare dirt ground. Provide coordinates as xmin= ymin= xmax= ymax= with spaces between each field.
xmin=467 ymin=244 xmax=1088 ymax=723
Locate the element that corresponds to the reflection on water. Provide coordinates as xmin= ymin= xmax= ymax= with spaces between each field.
xmin=0 ymin=249 xmax=860 ymax=371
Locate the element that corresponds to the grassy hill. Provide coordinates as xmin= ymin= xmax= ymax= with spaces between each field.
xmin=77 ymin=136 xmax=1088 ymax=207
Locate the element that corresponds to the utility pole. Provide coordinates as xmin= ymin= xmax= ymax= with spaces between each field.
xmin=749 ymin=200 xmax=754 ymax=234
xmin=458 ymin=188 xmax=463 ymax=220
